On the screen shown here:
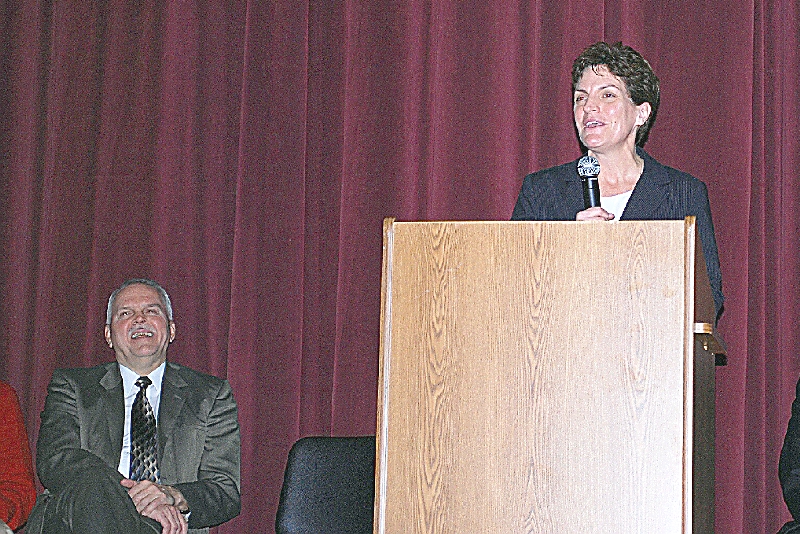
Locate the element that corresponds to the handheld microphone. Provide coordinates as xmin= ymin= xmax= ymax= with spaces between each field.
xmin=577 ymin=155 xmax=601 ymax=209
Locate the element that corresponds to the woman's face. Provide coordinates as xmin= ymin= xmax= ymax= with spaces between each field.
xmin=573 ymin=65 xmax=651 ymax=153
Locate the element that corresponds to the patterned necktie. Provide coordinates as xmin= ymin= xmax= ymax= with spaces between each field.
xmin=130 ymin=376 xmax=160 ymax=482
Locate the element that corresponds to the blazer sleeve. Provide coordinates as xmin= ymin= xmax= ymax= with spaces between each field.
xmin=511 ymin=172 xmax=548 ymax=220
xmin=688 ymin=180 xmax=725 ymax=321
xmin=172 ymin=379 xmax=241 ymax=529
xmin=0 ymin=383 xmax=37 ymax=530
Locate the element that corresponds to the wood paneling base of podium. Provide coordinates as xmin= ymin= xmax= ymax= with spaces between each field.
xmin=374 ymin=219 xmax=719 ymax=534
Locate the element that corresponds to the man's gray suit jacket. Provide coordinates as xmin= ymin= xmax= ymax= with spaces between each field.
xmin=29 ymin=361 xmax=241 ymax=533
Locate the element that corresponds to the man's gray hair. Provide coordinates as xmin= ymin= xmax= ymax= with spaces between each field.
xmin=106 ymin=278 xmax=174 ymax=325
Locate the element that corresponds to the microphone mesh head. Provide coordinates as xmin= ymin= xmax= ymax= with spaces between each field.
xmin=577 ymin=155 xmax=600 ymax=177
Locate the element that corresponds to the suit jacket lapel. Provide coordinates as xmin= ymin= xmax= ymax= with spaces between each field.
xmin=158 ymin=362 xmax=188 ymax=483
xmin=620 ymin=152 xmax=672 ymax=220
xmin=98 ymin=364 xmax=125 ymax=468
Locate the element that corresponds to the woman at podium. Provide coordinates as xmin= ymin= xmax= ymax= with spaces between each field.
xmin=511 ymin=41 xmax=723 ymax=322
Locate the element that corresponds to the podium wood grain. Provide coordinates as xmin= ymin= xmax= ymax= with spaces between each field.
xmin=376 ymin=220 xmax=713 ymax=533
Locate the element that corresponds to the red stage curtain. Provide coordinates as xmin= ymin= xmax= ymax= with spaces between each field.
xmin=0 ymin=1 xmax=798 ymax=532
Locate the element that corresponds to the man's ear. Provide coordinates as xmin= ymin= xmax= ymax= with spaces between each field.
xmin=169 ymin=322 xmax=176 ymax=343
xmin=104 ymin=325 xmax=113 ymax=348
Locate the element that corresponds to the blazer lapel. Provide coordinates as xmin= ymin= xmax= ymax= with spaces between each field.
xmin=98 ymin=364 xmax=125 ymax=468
xmin=158 ymin=362 xmax=188 ymax=483
xmin=620 ymin=152 xmax=672 ymax=220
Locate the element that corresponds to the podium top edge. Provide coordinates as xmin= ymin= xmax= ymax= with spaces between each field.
xmin=385 ymin=219 xmax=695 ymax=226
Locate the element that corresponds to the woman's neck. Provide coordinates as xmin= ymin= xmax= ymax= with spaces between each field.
xmin=592 ymin=147 xmax=644 ymax=196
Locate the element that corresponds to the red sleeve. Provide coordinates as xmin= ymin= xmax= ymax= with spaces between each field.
xmin=0 ymin=382 xmax=37 ymax=530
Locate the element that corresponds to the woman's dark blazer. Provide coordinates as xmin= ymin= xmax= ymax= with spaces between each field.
xmin=511 ymin=148 xmax=724 ymax=322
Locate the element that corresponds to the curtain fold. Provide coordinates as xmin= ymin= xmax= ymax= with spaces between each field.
xmin=0 ymin=1 xmax=798 ymax=532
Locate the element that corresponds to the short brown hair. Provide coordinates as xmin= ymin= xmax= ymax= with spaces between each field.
xmin=572 ymin=42 xmax=660 ymax=146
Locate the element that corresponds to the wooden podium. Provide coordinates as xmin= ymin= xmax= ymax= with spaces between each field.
xmin=374 ymin=218 xmax=722 ymax=534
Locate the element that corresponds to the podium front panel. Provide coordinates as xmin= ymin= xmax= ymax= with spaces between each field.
xmin=376 ymin=221 xmax=696 ymax=533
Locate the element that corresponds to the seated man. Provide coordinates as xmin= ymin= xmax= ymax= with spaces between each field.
xmin=0 ymin=380 xmax=37 ymax=532
xmin=27 ymin=279 xmax=240 ymax=534
xmin=780 ymin=377 xmax=800 ymax=533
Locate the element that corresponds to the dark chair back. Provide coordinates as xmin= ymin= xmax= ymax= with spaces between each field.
xmin=275 ymin=436 xmax=376 ymax=534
